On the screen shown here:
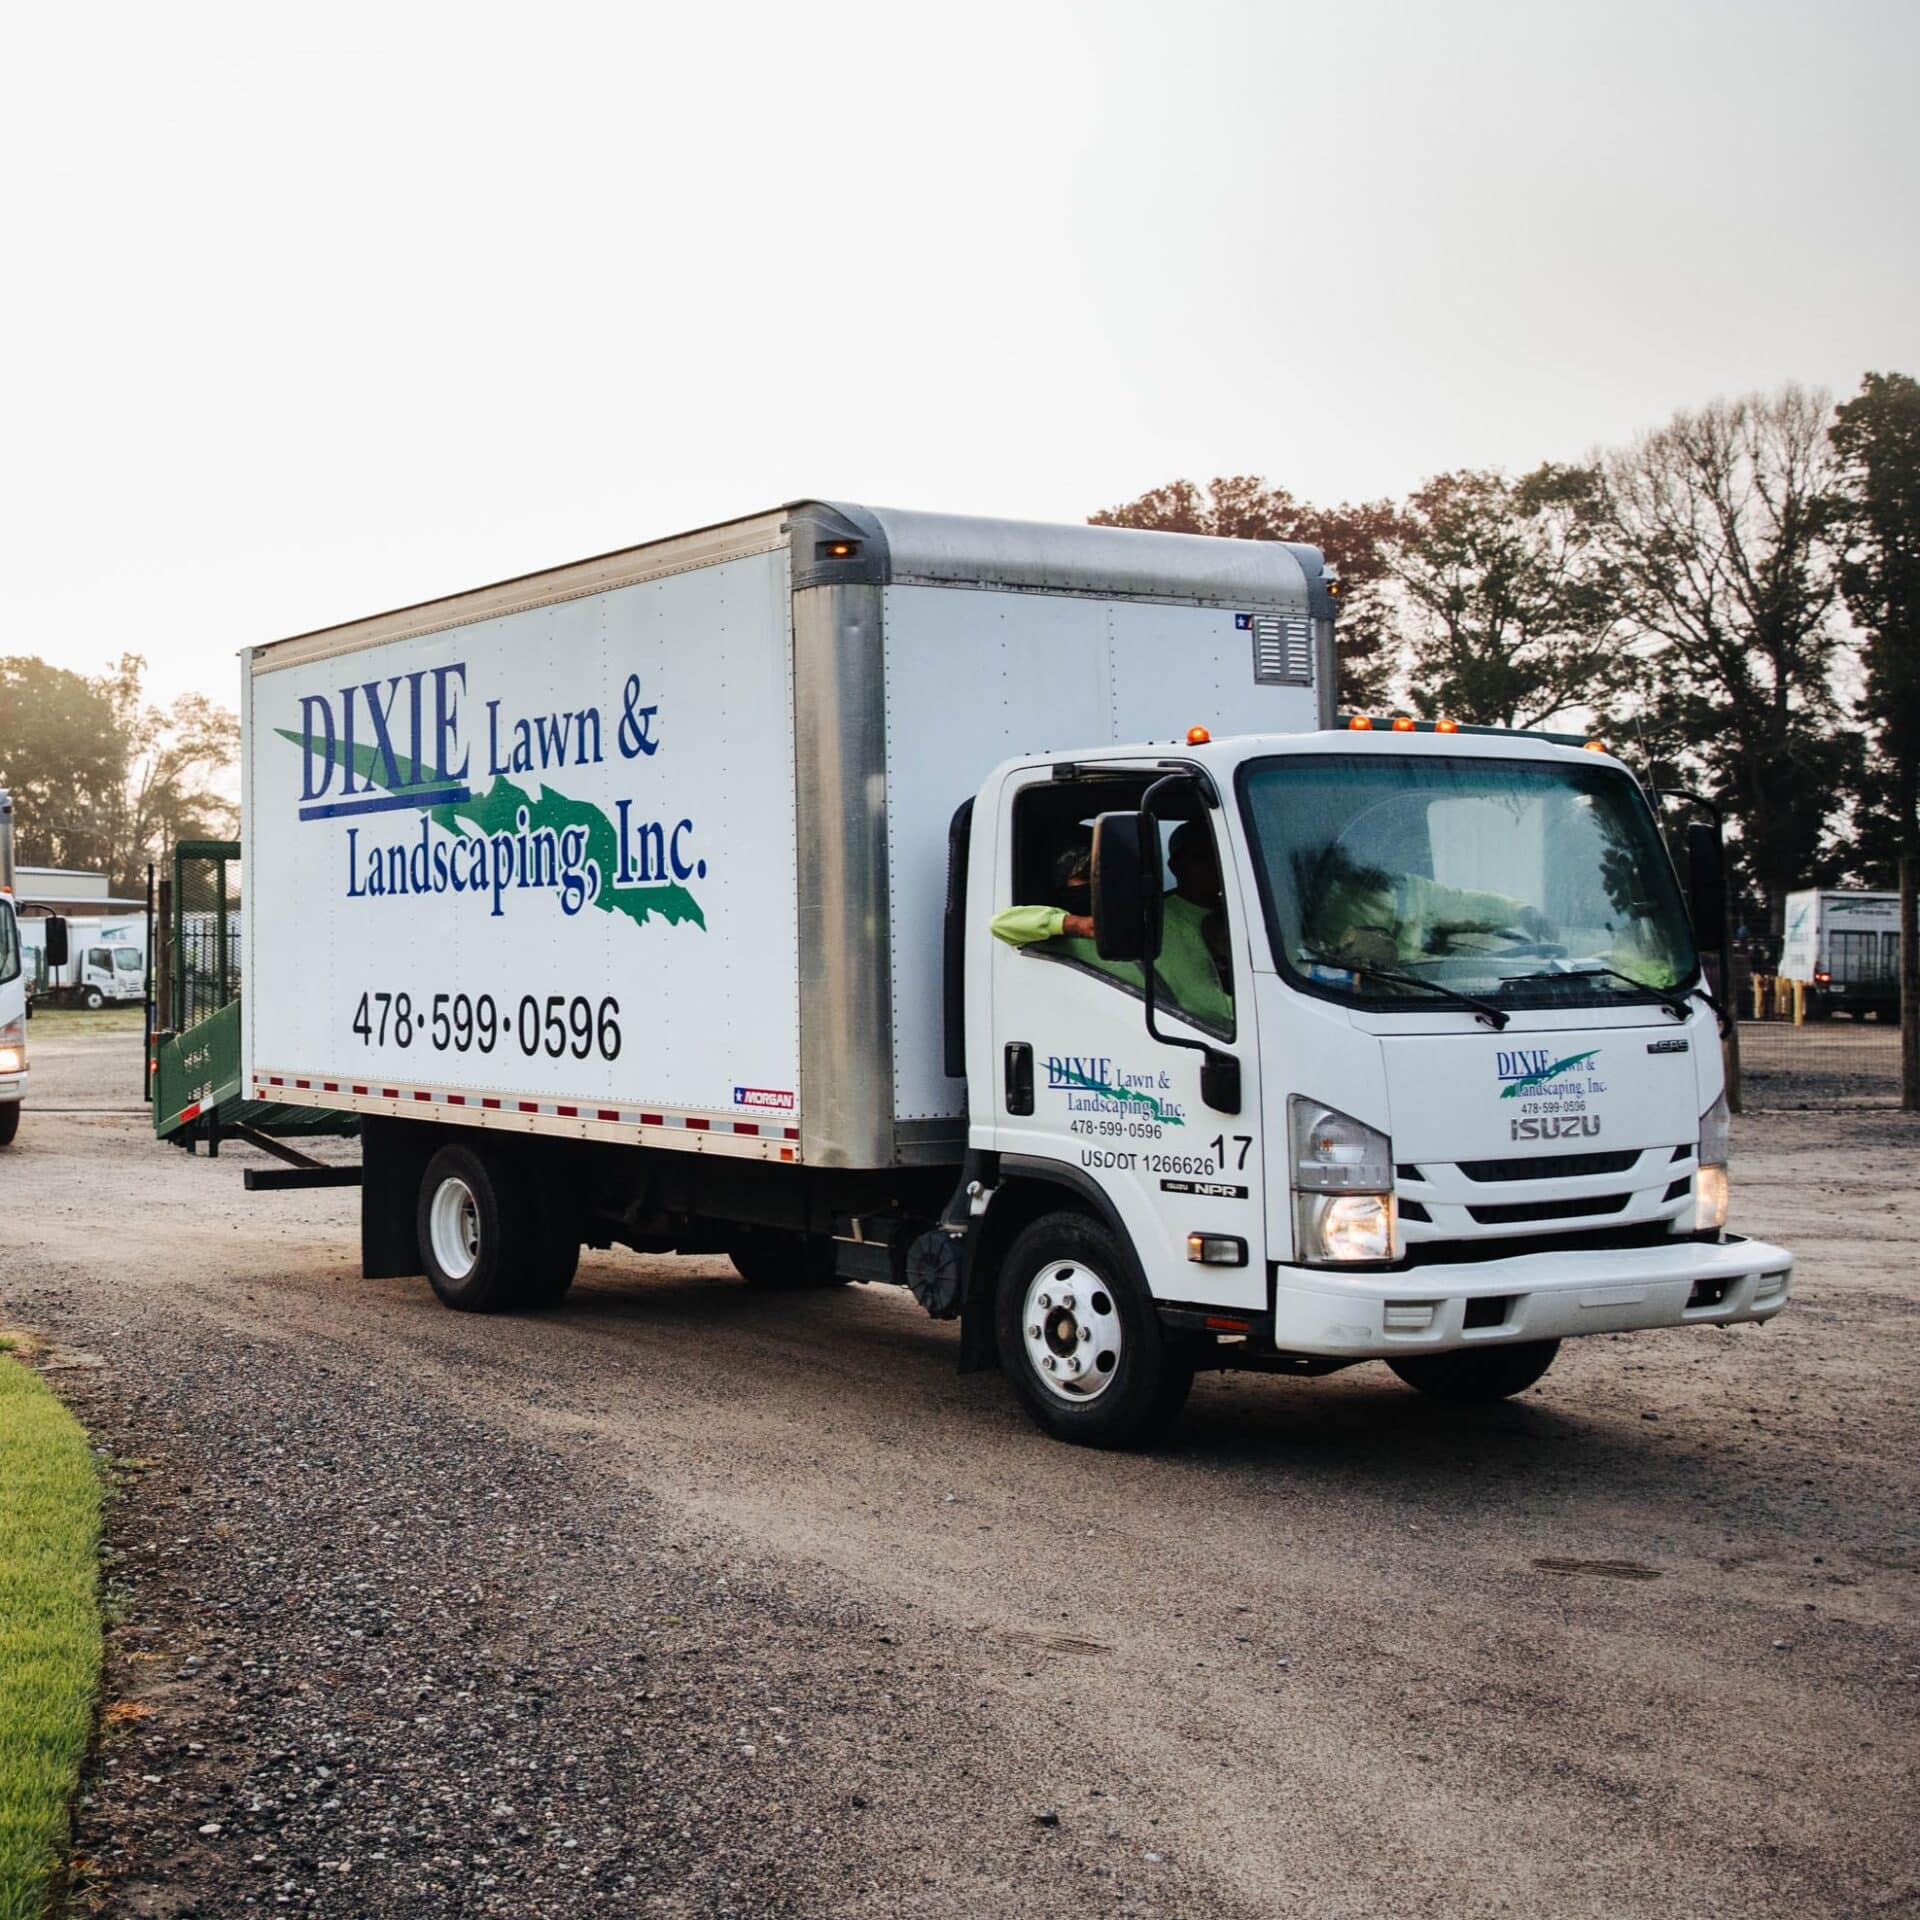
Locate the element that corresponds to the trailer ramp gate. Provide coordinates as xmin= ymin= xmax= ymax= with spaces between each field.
xmin=151 ymin=840 xmax=357 ymax=1158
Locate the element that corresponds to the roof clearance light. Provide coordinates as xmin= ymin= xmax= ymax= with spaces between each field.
xmin=1186 ymin=725 xmax=1211 ymax=746
xmin=1348 ymin=715 xmax=1374 ymax=731
xmin=1583 ymin=739 xmax=1608 ymax=753
xmin=1435 ymin=717 xmax=1459 ymax=734
xmin=1392 ymin=716 xmax=1416 ymax=732
xmin=827 ymin=541 xmax=855 ymax=558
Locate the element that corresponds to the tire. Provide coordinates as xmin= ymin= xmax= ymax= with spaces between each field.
xmin=416 ymin=1142 xmax=530 ymax=1313
xmin=729 ymin=1229 xmax=842 ymax=1290
xmin=995 ymin=1210 xmax=1191 ymax=1447
xmin=82 ymin=987 xmax=105 ymax=1011
xmin=1388 ymin=1339 xmax=1560 ymax=1403
xmin=0 ymin=1102 xmax=19 ymax=1148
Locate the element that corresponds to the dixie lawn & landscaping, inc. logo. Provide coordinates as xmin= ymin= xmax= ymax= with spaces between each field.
xmin=1495 ymin=1047 xmax=1601 ymax=1099
xmin=280 ymin=663 xmax=706 ymax=932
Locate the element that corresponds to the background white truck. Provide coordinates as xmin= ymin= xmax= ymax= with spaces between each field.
xmin=0 ymin=790 xmax=66 ymax=1145
xmin=1777 ymin=888 xmax=1900 ymax=1020
xmin=235 ymin=502 xmax=1794 ymax=1444
xmin=22 ymin=914 xmax=145 ymax=1010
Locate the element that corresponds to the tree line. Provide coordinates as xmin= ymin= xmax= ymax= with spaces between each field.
xmin=0 ymin=656 xmax=237 ymax=900
xmin=3 ymin=374 xmax=1911 ymax=936
xmin=1093 ymin=372 xmax=1918 ymax=934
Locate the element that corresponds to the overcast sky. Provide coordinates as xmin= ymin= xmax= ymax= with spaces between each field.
xmin=3 ymin=0 xmax=1914 ymax=710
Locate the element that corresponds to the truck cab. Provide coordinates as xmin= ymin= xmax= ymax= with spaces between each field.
xmin=961 ymin=723 xmax=1793 ymax=1442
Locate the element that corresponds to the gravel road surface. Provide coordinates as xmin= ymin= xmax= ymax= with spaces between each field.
xmin=5 ymin=1018 xmax=1917 ymax=1918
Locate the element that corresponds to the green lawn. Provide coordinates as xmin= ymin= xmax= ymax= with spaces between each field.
xmin=0 ymin=1351 xmax=102 ymax=1920
xmin=24 ymin=1006 xmax=143 ymax=1041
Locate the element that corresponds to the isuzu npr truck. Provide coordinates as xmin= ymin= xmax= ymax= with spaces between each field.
xmin=237 ymin=503 xmax=1793 ymax=1443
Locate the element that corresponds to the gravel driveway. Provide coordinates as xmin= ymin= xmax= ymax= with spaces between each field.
xmin=5 ymin=1022 xmax=1917 ymax=1918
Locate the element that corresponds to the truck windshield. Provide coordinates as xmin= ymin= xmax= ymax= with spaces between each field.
xmin=1237 ymin=753 xmax=1698 ymax=1011
xmin=0 ymin=902 xmax=17 ymax=985
xmin=114 ymin=947 xmax=142 ymax=974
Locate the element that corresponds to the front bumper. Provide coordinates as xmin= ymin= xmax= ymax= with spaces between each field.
xmin=1268 ymin=1234 xmax=1793 ymax=1358
xmin=0 ymin=1071 xmax=24 ymax=1104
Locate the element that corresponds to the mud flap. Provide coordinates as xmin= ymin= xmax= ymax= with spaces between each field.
xmin=359 ymin=1115 xmax=436 ymax=1279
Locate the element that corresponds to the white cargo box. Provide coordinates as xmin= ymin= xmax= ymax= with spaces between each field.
xmin=243 ymin=502 xmax=1330 ymax=1167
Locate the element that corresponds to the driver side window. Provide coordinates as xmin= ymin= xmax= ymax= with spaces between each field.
xmin=1002 ymin=782 xmax=1234 ymax=1040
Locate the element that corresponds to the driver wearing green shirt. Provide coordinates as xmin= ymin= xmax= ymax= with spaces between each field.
xmin=991 ymin=827 xmax=1234 ymax=1031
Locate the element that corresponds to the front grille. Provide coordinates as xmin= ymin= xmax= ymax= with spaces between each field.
xmin=1467 ymin=1193 xmax=1630 ymax=1226
xmin=1251 ymin=613 xmax=1313 ymax=686
xmin=1400 ymin=1220 xmax=1682 ymax=1267
xmin=1457 ymin=1149 xmax=1641 ymax=1183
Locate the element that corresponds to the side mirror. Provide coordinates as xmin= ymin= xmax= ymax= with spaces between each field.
xmin=1091 ymin=812 xmax=1162 ymax=962
xmin=44 ymin=915 xmax=69 ymax=969
xmin=1683 ymin=821 xmax=1725 ymax=937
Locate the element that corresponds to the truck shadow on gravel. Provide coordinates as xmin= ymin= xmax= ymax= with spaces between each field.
xmin=546 ymin=1264 xmax=1736 ymax=1511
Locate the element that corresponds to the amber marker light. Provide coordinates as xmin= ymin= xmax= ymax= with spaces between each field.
xmin=1186 ymin=725 xmax=1211 ymax=745
xmin=1583 ymin=739 xmax=1608 ymax=753
xmin=827 ymin=541 xmax=854 ymax=558
xmin=1348 ymin=714 xmax=1374 ymax=731
xmin=1392 ymin=715 xmax=1416 ymax=732
xmin=1435 ymin=717 xmax=1459 ymax=733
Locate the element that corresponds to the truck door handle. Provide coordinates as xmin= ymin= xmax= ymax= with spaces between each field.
xmin=1004 ymin=1042 xmax=1034 ymax=1116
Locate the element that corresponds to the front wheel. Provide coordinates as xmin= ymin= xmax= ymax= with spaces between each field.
xmin=82 ymin=987 xmax=105 ymax=1011
xmin=995 ymin=1211 xmax=1192 ymax=1447
xmin=0 ymin=1102 xmax=19 ymax=1148
xmin=1388 ymin=1339 xmax=1559 ymax=1402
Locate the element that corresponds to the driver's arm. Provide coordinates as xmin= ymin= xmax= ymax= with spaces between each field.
xmin=1400 ymin=876 xmax=1549 ymax=957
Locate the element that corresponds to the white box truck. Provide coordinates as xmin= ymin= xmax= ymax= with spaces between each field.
xmin=239 ymin=503 xmax=1794 ymax=1444
xmin=1777 ymin=888 xmax=1900 ymax=1020
xmin=23 ymin=914 xmax=145 ymax=1010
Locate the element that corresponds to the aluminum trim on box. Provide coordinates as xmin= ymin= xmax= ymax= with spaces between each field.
xmin=793 ymin=581 xmax=895 ymax=1168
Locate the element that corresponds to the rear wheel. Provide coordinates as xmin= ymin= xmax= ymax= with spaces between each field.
xmin=729 ymin=1229 xmax=842 ymax=1290
xmin=1388 ymin=1339 xmax=1559 ymax=1402
xmin=0 ymin=1102 xmax=19 ymax=1148
xmin=995 ymin=1211 xmax=1192 ymax=1447
xmin=417 ymin=1142 xmax=528 ymax=1313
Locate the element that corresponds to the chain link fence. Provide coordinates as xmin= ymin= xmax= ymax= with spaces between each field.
xmin=1730 ymin=921 xmax=1911 ymax=1113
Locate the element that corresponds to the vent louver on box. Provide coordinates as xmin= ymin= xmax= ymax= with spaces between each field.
xmin=1251 ymin=614 xmax=1313 ymax=686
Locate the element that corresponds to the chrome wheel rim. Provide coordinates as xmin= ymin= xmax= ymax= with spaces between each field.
xmin=1021 ymin=1259 xmax=1122 ymax=1403
xmin=429 ymin=1176 xmax=481 ymax=1282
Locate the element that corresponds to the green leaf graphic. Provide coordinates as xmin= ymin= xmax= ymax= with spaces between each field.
xmin=432 ymin=778 xmax=705 ymax=931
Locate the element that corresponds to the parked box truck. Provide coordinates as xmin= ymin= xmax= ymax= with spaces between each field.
xmin=22 ymin=914 xmax=145 ymax=1010
xmin=239 ymin=503 xmax=1793 ymax=1443
xmin=1777 ymin=888 xmax=1900 ymax=1020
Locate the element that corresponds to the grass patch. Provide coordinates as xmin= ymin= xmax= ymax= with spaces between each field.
xmin=24 ymin=1007 xmax=143 ymax=1041
xmin=0 ymin=1355 xmax=102 ymax=1920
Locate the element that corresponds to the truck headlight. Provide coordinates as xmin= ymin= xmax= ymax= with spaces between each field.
xmin=0 ymin=1013 xmax=23 ymax=1075
xmin=1695 ymin=1091 xmax=1730 ymax=1233
xmin=1290 ymin=1097 xmax=1396 ymax=1263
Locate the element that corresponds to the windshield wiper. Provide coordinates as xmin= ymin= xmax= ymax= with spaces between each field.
xmin=1299 ymin=951 xmax=1509 ymax=1030
xmin=1503 ymin=964 xmax=1689 ymax=1020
